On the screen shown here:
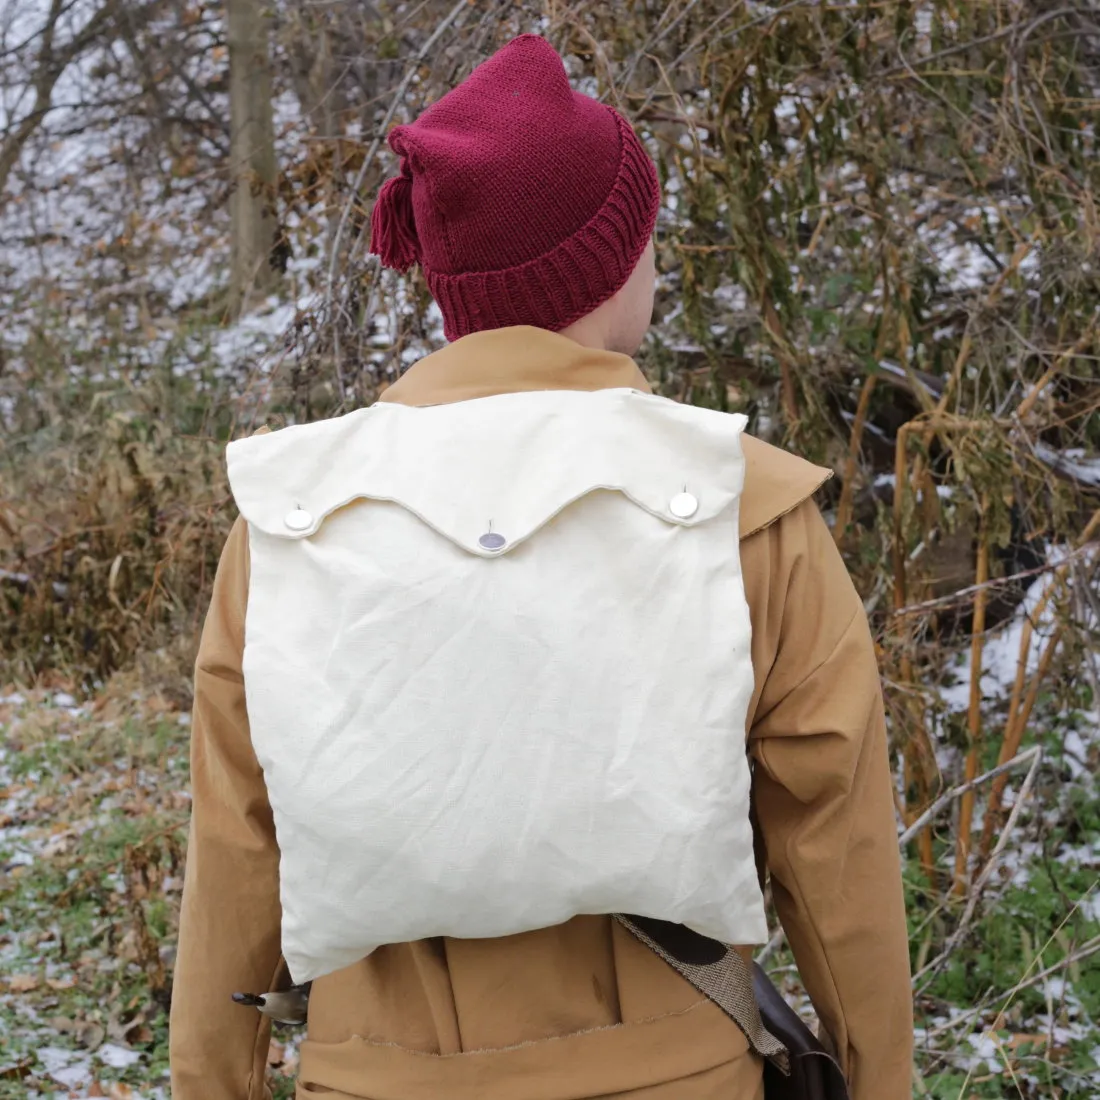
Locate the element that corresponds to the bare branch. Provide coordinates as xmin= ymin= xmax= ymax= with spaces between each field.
xmin=323 ymin=0 xmax=472 ymax=398
xmin=0 ymin=0 xmax=122 ymax=196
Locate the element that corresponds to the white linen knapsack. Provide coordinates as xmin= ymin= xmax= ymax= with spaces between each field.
xmin=227 ymin=387 xmax=767 ymax=983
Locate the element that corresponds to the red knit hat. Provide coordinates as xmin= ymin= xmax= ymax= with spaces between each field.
xmin=369 ymin=34 xmax=660 ymax=341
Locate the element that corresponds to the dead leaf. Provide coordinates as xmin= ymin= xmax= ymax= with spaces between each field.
xmin=77 ymin=1022 xmax=106 ymax=1050
xmin=1004 ymin=1033 xmax=1044 ymax=1048
xmin=88 ymin=1083 xmax=106 ymax=1097
xmin=109 ymin=1084 xmax=134 ymax=1100
xmin=0 ymin=1059 xmax=33 ymax=1080
xmin=46 ymin=1016 xmax=76 ymax=1032
xmin=117 ymin=927 xmax=140 ymax=962
xmin=123 ymin=1015 xmax=153 ymax=1045
xmin=7 ymin=974 xmax=39 ymax=992
xmin=46 ymin=976 xmax=76 ymax=991
xmin=42 ymin=832 xmax=74 ymax=857
xmin=147 ymin=692 xmax=173 ymax=714
xmin=267 ymin=1038 xmax=285 ymax=1067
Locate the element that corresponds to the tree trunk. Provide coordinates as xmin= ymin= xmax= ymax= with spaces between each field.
xmin=227 ymin=0 xmax=279 ymax=317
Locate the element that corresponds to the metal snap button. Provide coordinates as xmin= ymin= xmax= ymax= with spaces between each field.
xmin=669 ymin=492 xmax=699 ymax=519
xmin=478 ymin=532 xmax=507 ymax=551
xmin=284 ymin=508 xmax=313 ymax=532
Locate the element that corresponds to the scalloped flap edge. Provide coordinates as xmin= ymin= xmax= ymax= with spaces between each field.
xmin=227 ymin=389 xmax=747 ymax=557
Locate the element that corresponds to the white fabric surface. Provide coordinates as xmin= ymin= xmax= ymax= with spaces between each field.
xmin=228 ymin=387 xmax=767 ymax=983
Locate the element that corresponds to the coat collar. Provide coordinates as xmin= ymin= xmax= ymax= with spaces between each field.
xmin=380 ymin=327 xmax=830 ymax=539
xmin=380 ymin=327 xmax=650 ymax=405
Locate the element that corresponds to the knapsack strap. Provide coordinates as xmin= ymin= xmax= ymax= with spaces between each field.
xmin=613 ymin=915 xmax=790 ymax=1074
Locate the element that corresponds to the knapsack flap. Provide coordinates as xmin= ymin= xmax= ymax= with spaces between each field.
xmin=227 ymin=388 xmax=747 ymax=555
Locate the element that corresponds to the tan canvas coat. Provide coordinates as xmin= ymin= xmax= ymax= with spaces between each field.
xmin=169 ymin=327 xmax=913 ymax=1100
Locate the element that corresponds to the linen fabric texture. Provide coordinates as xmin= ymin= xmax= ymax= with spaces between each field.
xmin=227 ymin=388 xmax=767 ymax=983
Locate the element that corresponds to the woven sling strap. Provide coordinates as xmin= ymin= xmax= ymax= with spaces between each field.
xmin=614 ymin=915 xmax=790 ymax=1075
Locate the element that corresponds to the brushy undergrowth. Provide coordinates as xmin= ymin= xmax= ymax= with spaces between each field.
xmin=1 ymin=2 xmax=1098 ymax=1097
xmin=0 ymin=295 xmax=257 ymax=688
xmin=0 ymin=682 xmax=302 ymax=1097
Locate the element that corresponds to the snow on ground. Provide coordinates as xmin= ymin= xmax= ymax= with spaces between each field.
xmin=940 ymin=574 xmax=1052 ymax=713
xmin=1034 ymin=444 xmax=1100 ymax=488
xmin=0 ymin=1 xmax=334 ymax=399
xmin=935 ymin=548 xmax=1099 ymax=885
xmin=0 ymin=673 xmax=305 ymax=1096
xmin=940 ymin=546 xmax=1097 ymax=715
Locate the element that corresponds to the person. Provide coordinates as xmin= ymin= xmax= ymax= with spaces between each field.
xmin=169 ymin=33 xmax=913 ymax=1100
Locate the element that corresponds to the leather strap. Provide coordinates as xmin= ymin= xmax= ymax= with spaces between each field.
xmin=613 ymin=915 xmax=790 ymax=1075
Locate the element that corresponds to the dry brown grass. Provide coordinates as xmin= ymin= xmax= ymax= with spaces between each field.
xmin=1 ymin=366 xmax=237 ymax=691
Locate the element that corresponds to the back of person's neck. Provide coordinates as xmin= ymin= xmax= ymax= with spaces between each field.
xmin=556 ymin=317 xmax=610 ymax=352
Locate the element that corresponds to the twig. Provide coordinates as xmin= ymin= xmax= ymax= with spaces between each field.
xmin=755 ymin=926 xmax=786 ymax=966
xmin=762 ymin=292 xmax=799 ymax=424
xmin=323 ymin=0 xmax=470 ymax=397
xmin=0 ymin=0 xmax=122 ymax=198
xmin=1014 ymin=326 xmax=1098 ymax=421
xmin=618 ymin=0 xmax=713 ymax=92
xmin=915 ymin=746 xmax=1043 ymax=989
xmin=833 ymin=374 xmax=877 ymax=543
xmin=922 ymin=933 xmax=1100 ymax=1040
xmin=893 ymin=421 xmax=938 ymax=880
xmin=891 ymin=545 xmax=1098 ymax=618
xmin=635 ymin=0 xmax=812 ymax=119
xmin=978 ymin=513 xmax=1100 ymax=860
xmin=953 ymin=508 xmax=990 ymax=895
xmin=897 ymin=746 xmax=1042 ymax=847
xmin=977 ymin=617 xmax=1060 ymax=861
xmin=878 ymin=8 xmax=1087 ymax=79
xmin=1071 ymin=559 xmax=1100 ymax=711
xmin=924 ymin=236 xmax=1035 ymax=426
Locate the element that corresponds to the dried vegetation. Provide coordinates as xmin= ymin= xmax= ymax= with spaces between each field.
xmin=1 ymin=2 xmax=1099 ymax=1096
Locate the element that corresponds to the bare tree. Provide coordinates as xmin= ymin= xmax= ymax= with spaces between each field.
xmin=0 ymin=0 xmax=120 ymax=196
xmin=227 ymin=0 xmax=279 ymax=316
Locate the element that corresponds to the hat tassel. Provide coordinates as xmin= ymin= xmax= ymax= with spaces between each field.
xmin=370 ymin=169 xmax=420 ymax=272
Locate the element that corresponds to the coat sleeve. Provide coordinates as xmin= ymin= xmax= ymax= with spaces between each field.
xmin=748 ymin=501 xmax=913 ymax=1100
xmin=170 ymin=517 xmax=283 ymax=1100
